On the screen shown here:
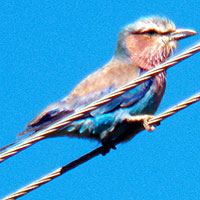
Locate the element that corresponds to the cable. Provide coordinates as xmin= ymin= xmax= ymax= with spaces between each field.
xmin=3 ymin=92 xmax=200 ymax=200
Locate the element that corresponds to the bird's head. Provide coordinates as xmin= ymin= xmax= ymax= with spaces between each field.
xmin=115 ymin=16 xmax=197 ymax=70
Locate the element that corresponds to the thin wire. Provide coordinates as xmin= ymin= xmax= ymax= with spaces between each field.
xmin=148 ymin=92 xmax=200 ymax=125
xmin=1 ymin=42 xmax=200 ymax=163
xmin=3 ymin=92 xmax=200 ymax=200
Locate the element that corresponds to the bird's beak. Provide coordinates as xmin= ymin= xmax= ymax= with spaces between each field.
xmin=171 ymin=28 xmax=197 ymax=40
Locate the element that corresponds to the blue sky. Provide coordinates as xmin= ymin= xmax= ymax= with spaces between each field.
xmin=0 ymin=1 xmax=200 ymax=200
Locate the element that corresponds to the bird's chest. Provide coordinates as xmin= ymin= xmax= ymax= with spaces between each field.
xmin=128 ymin=72 xmax=166 ymax=115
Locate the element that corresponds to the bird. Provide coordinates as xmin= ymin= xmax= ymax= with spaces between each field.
xmin=6 ymin=16 xmax=198 ymax=153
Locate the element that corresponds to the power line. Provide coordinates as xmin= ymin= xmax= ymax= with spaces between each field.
xmin=3 ymin=92 xmax=200 ymax=200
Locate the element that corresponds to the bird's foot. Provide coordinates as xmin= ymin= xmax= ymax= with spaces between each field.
xmin=100 ymin=144 xmax=117 ymax=156
xmin=125 ymin=114 xmax=156 ymax=132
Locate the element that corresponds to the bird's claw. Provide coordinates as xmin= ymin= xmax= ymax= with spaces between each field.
xmin=125 ymin=114 xmax=156 ymax=132
xmin=100 ymin=144 xmax=117 ymax=156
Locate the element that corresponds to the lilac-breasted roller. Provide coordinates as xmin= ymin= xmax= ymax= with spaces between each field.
xmin=17 ymin=16 xmax=196 ymax=149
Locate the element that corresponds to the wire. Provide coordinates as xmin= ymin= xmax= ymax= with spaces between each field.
xmin=3 ymin=92 xmax=200 ymax=200
xmin=148 ymin=92 xmax=200 ymax=126
xmin=1 ymin=42 xmax=200 ymax=164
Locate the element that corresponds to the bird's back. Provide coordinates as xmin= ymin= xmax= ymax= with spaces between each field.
xmin=20 ymin=59 xmax=141 ymax=135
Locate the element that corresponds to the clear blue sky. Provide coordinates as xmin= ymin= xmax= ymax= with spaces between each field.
xmin=0 ymin=1 xmax=200 ymax=200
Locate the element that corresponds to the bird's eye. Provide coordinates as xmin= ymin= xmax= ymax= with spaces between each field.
xmin=146 ymin=30 xmax=157 ymax=35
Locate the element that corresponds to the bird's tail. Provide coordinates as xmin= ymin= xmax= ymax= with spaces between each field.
xmin=0 ymin=114 xmax=67 ymax=163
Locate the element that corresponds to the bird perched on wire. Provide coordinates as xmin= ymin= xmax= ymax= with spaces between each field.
xmin=14 ymin=16 xmax=197 ymax=151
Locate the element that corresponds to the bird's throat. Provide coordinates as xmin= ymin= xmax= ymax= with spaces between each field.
xmin=125 ymin=35 xmax=173 ymax=71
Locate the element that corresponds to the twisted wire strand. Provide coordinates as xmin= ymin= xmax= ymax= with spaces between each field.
xmin=3 ymin=92 xmax=200 ymax=200
xmin=149 ymin=92 xmax=200 ymax=125
xmin=0 ymin=42 xmax=200 ymax=163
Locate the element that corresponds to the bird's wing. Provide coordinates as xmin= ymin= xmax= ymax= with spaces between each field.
xmin=19 ymin=59 xmax=151 ymax=136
